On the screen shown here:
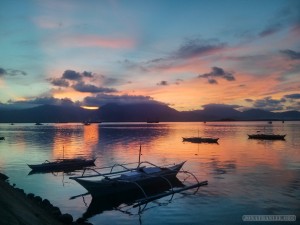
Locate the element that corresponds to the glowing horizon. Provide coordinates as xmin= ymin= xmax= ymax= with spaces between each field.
xmin=0 ymin=0 xmax=300 ymax=112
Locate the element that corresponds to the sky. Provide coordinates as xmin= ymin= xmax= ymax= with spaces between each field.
xmin=0 ymin=0 xmax=300 ymax=112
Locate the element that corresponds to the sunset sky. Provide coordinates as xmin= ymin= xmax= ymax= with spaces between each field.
xmin=0 ymin=0 xmax=300 ymax=112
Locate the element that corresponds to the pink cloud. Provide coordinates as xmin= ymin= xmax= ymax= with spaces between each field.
xmin=60 ymin=35 xmax=135 ymax=49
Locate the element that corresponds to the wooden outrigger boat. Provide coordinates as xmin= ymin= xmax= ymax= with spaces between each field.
xmin=182 ymin=137 xmax=219 ymax=143
xmin=70 ymin=146 xmax=208 ymax=208
xmin=70 ymin=161 xmax=185 ymax=197
xmin=28 ymin=158 xmax=96 ymax=172
xmin=248 ymin=134 xmax=286 ymax=140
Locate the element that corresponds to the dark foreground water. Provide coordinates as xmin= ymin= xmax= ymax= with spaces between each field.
xmin=0 ymin=122 xmax=299 ymax=225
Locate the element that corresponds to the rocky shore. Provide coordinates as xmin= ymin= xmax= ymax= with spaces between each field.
xmin=0 ymin=173 xmax=92 ymax=225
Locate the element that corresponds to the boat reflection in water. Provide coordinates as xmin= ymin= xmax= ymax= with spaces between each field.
xmin=82 ymin=177 xmax=185 ymax=219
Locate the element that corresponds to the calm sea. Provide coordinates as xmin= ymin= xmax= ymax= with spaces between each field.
xmin=0 ymin=122 xmax=299 ymax=225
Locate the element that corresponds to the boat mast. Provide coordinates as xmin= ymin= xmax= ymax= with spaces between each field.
xmin=138 ymin=145 xmax=142 ymax=166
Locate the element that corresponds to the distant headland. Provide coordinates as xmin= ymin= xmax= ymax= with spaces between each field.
xmin=0 ymin=103 xmax=299 ymax=123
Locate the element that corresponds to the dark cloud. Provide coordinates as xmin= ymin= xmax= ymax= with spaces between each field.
xmin=259 ymin=23 xmax=282 ymax=37
xmin=0 ymin=68 xmax=7 ymax=76
xmin=73 ymin=81 xmax=117 ymax=93
xmin=82 ymin=71 xmax=93 ymax=77
xmin=121 ymin=38 xmax=227 ymax=73
xmin=0 ymin=67 xmax=27 ymax=77
xmin=280 ymin=49 xmax=300 ymax=60
xmin=83 ymin=94 xmax=165 ymax=106
xmin=8 ymin=97 xmax=75 ymax=106
xmin=258 ymin=1 xmax=300 ymax=37
xmin=7 ymin=69 xmax=27 ymax=76
xmin=173 ymin=38 xmax=226 ymax=59
xmin=251 ymin=97 xmax=286 ymax=111
xmin=284 ymin=93 xmax=300 ymax=99
xmin=198 ymin=67 xmax=235 ymax=84
xmin=50 ymin=78 xmax=69 ymax=87
xmin=62 ymin=70 xmax=82 ymax=80
xmin=245 ymin=98 xmax=254 ymax=102
xmin=202 ymin=103 xmax=241 ymax=110
xmin=61 ymin=70 xmax=95 ymax=81
xmin=157 ymin=81 xmax=168 ymax=86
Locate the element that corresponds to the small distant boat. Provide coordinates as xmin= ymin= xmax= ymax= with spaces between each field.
xmin=182 ymin=137 xmax=219 ymax=143
xmin=268 ymin=121 xmax=272 ymax=124
xmin=28 ymin=158 xmax=96 ymax=172
xmin=35 ymin=122 xmax=43 ymax=125
xmin=83 ymin=122 xmax=91 ymax=126
xmin=0 ymin=137 xmax=5 ymax=140
xmin=248 ymin=134 xmax=286 ymax=140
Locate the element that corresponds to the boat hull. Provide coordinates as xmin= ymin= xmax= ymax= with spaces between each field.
xmin=248 ymin=134 xmax=286 ymax=140
xmin=182 ymin=137 xmax=219 ymax=143
xmin=74 ymin=162 xmax=185 ymax=197
xmin=28 ymin=159 xmax=95 ymax=172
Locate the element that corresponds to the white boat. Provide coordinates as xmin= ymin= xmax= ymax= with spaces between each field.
xmin=70 ymin=161 xmax=185 ymax=197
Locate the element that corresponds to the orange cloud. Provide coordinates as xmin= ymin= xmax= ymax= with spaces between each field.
xmin=51 ymin=87 xmax=90 ymax=101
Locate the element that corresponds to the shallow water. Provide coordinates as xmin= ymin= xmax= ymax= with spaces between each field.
xmin=0 ymin=121 xmax=299 ymax=224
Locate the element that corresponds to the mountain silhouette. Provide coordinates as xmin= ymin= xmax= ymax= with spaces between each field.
xmin=0 ymin=103 xmax=299 ymax=123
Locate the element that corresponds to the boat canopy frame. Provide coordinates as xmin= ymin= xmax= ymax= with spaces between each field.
xmin=71 ymin=161 xmax=182 ymax=180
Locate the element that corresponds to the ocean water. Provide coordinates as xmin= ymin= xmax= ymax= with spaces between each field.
xmin=0 ymin=121 xmax=299 ymax=225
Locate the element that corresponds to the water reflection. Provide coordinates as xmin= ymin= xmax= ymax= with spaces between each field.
xmin=52 ymin=124 xmax=98 ymax=159
xmin=0 ymin=121 xmax=299 ymax=225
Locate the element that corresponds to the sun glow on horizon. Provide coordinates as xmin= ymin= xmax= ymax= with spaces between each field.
xmin=81 ymin=106 xmax=99 ymax=110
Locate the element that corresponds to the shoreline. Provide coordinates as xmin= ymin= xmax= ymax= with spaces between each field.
xmin=0 ymin=173 xmax=92 ymax=225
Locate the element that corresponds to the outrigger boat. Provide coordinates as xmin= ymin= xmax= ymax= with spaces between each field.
xmin=248 ymin=134 xmax=286 ymax=140
xmin=70 ymin=146 xmax=208 ymax=208
xmin=28 ymin=158 xmax=96 ymax=172
xmin=182 ymin=137 xmax=219 ymax=143
xmin=70 ymin=161 xmax=185 ymax=197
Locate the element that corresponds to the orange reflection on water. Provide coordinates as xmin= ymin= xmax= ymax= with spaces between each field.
xmin=52 ymin=124 xmax=99 ymax=159
xmin=83 ymin=124 xmax=99 ymax=147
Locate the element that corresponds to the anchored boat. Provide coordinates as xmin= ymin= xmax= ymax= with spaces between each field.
xmin=248 ymin=134 xmax=286 ymax=140
xmin=28 ymin=158 xmax=96 ymax=172
xmin=182 ymin=137 xmax=219 ymax=143
xmin=70 ymin=161 xmax=185 ymax=197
